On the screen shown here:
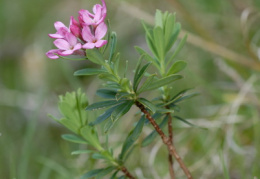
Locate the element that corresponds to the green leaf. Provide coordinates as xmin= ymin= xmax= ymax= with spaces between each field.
xmin=98 ymin=73 xmax=119 ymax=82
xmin=133 ymin=58 xmax=151 ymax=92
xmin=170 ymin=92 xmax=199 ymax=104
xmin=58 ymin=118 xmax=81 ymax=134
xmin=110 ymin=171 xmax=119 ymax=179
xmin=96 ymin=167 xmax=116 ymax=178
xmin=81 ymin=168 xmax=106 ymax=179
xmin=86 ymin=100 xmax=123 ymax=111
xmin=120 ymin=117 xmax=145 ymax=160
xmin=137 ymin=98 xmax=157 ymax=114
xmin=140 ymin=74 xmax=183 ymax=92
xmin=71 ymin=150 xmax=94 ymax=155
xmin=61 ymin=134 xmax=87 ymax=144
xmin=111 ymin=100 xmax=134 ymax=121
xmin=165 ymin=20 xmax=180 ymax=53
xmin=155 ymin=10 xmax=163 ymax=27
xmin=57 ymin=89 xmax=88 ymax=131
xmin=169 ymin=34 xmax=188 ymax=62
xmin=80 ymin=126 xmax=103 ymax=150
xmin=92 ymin=153 xmax=108 ymax=160
xmin=164 ymin=14 xmax=175 ymax=43
xmin=90 ymin=105 xmax=119 ymax=126
xmin=86 ymin=48 xmax=105 ymax=65
xmin=153 ymin=26 xmax=165 ymax=60
xmin=134 ymin=46 xmax=160 ymax=68
xmin=167 ymin=60 xmax=187 ymax=75
xmin=104 ymin=118 xmax=115 ymax=133
xmin=155 ymin=107 xmax=175 ymax=114
xmin=142 ymin=116 xmax=168 ymax=147
xmin=96 ymin=88 xmax=118 ymax=99
xmin=74 ymin=68 xmax=107 ymax=76
xmin=109 ymin=32 xmax=117 ymax=62
xmin=137 ymin=74 xmax=156 ymax=94
xmin=174 ymin=116 xmax=196 ymax=127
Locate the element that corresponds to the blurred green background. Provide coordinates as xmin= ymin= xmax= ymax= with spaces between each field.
xmin=1 ymin=0 xmax=260 ymax=178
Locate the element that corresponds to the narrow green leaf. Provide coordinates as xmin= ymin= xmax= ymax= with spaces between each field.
xmin=86 ymin=48 xmax=105 ymax=65
xmin=104 ymin=118 xmax=115 ymax=133
xmin=156 ymin=108 xmax=175 ymax=114
xmin=98 ymin=73 xmax=118 ymax=82
xmin=97 ymin=167 xmax=116 ymax=178
xmin=140 ymin=74 xmax=183 ymax=92
xmin=74 ymin=68 xmax=107 ymax=76
xmin=137 ymin=74 xmax=156 ymax=94
xmin=110 ymin=171 xmax=119 ymax=179
xmin=153 ymin=26 xmax=165 ymax=60
xmin=109 ymin=32 xmax=117 ymax=62
xmin=120 ymin=117 xmax=145 ymax=160
xmin=90 ymin=105 xmax=119 ymax=126
xmin=145 ymin=31 xmax=159 ymax=59
xmin=86 ymin=100 xmax=123 ymax=111
xmin=174 ymin=116 xmax=196 ymax=127
xmin=155 ymin=10 xmax=163 ymax=27
xmin=81 ymin=168 xmax=106 ymax=179
xmin=133 ymin=61 xmax=151 ymax=92
xmin=142 ymin=116 xmax=168 ymax=147
xmin=164 ymin=14 xmax=175 ymax=41
xmin=134 ymin=46 xmax=160 ymax=68
xmin=169 ymin=34 xmax=188 ymax=62
xmin=167 ymin=60 xmax=187 ymax=75
xmin=61 ymin=134 xmax=87 ymax=144
xmin=137 ymin=98 xmax=157 ymax=114
xmin=111 ymin=100 xmax=134 ymax=121
xmin=171 ymin=92 xmax=199 ymax=104
xmin=96 ymin=88 xmax=118 ymax=99
xmin=169 ymin=88 xmax=193 ymax=102
xmin=92 ymin=153 xmax=108 ymax=160
xmin=165 ymin=23 xmax=181 ymax=53
xmin=71 ymin=150 xmax=94 ymax=155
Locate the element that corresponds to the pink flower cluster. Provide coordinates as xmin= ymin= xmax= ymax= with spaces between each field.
xmin=46 ymin=0 xmax=107 ymax=59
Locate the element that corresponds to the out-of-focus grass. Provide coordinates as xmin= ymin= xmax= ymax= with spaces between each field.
xmin=0 ymin=0 xmax=260 ymax=179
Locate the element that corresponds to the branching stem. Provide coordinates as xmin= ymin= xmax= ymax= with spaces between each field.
xmin=135 ymin=101 xmax=193 ymax=179
xmin=167 ymin=112 xmax=175 ymax=179
xmin=120 ymin=166 xmax=136 ymax=179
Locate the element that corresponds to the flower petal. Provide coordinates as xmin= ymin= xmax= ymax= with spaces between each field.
xmin=82 ymin=43 xmax=95 ymax=49
xmin=46 ymin=49 xmax=60 ymax=59
xmin=101 ymin=0 xmax=107 ymax=14
xmin=58 ymin=50 xmax=74 ymax=56
xmin=95 ymin=40 xmax=107 ymax=48
xmin=72 ymin=43 xmax=82 ymax=51
xmin=95 ymin=22 xmax=107 ymax=40
xmin=54 ymin=21 xmax=68 ymax=31
xmin=54 ymin=39 xmax=70 ymax=50
xmin=82 ymin=25 xmax=95 ymax=42
xmin=65 ymin=32 xmax=78 ymax=46
xmin=48 ymin=33 xmax=64 ymax=39
xmin=93 ymin=5 xmax=102 ymax=22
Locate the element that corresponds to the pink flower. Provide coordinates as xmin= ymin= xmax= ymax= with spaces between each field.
xmin=69 ymin=16 xmax=82 ymax=38
xmin=48 ymin=21 xmax=69 ymax=39
xmin=46 ymin=49 xmax=60 ymax=59
xmin=82 ymin=22 xmax=108 ymax=49
xmin=78 ymin=0 xmax=106 ymax=26
xmin=46 ymin=32 xmax=82 ymax=59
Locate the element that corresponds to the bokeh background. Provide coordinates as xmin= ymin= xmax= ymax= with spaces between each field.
xmin=1 ymin=0 xmax=260 ymax=178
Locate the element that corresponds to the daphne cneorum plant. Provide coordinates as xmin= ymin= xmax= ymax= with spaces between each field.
xmin=47 ymin=0 xmax=198 ymax=178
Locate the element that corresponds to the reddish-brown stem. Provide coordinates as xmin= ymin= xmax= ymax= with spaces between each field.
xmin=167 ymin=113 xmax=175 ymax=179
xmin=135 ymin=101 xmax=193 ymax=179
xmin=121 ymin=167 xmax=136 ymax=179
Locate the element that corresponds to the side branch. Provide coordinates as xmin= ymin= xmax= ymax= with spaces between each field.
xmin=120 ymin=166 xmax=136 ymax=179
xmin=167 ymin=112 xmax=175 ymax=179
xmin=135 ymin=101 xmax=193 ymax=179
